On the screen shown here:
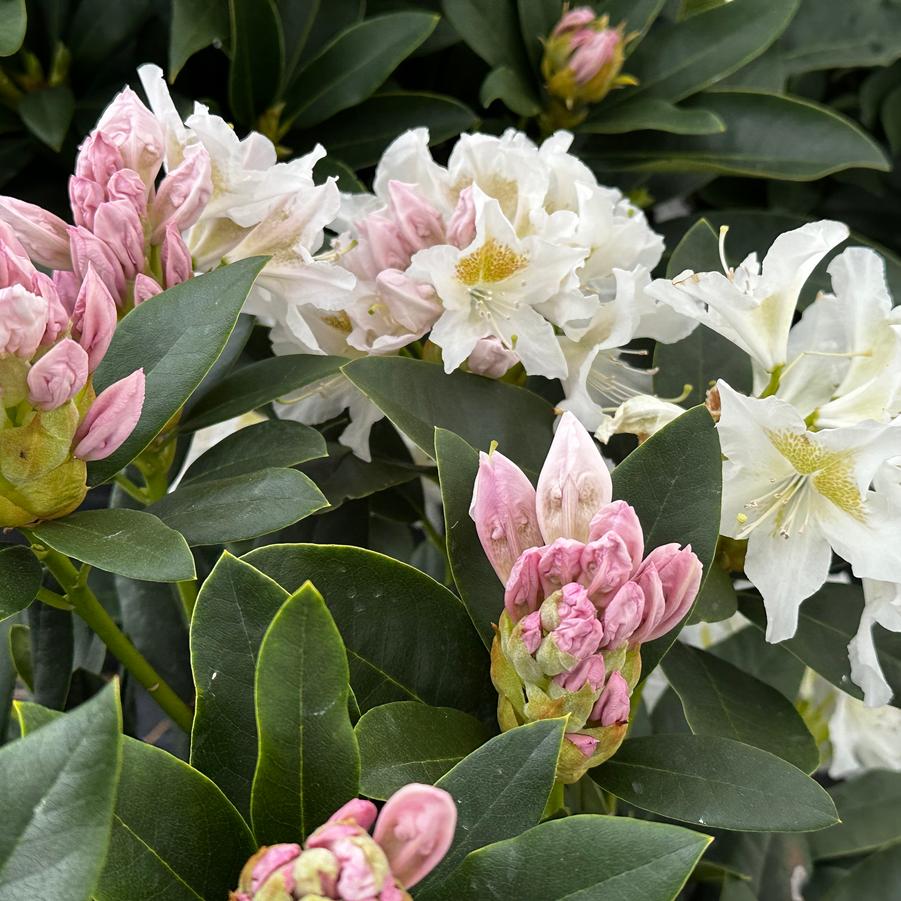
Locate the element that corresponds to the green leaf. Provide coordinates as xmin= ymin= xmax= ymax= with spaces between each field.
xmin=7 ymin=623 xmax=32 ymax=692
xmin=170 ymin=0 xmax=229 ymax=78
xmin=422 ymin=815 xmax=711 ymax=901
xmin=313 ymin=156 xmax=366 ymax=193
xmin=583 ymin=98 xmax=725 ymax=134
xmin=0 ymin=0 xmax=27 ymax=56
xmin=709 ymin=624 xmax=805 ymax=700
xmin=0 ymin=620 xmax=15 ymax=744
xmin=436 ymin=429 xmax=502 ymax=646
xmin=180 ymin=354 xmax=346 ymax=432
xmin=344 ymin=357 xmax=555 ymax=476
xmin=356 ymin=701 xmax=490 ymax=800
xmin=480 ymin=66 xmax=541 ymax=116
xmin=16 ymin=700 xmax=256 ymax=901
xmin=442 ymin=0 xmax=529 ymax=73
xmin=821 ymin=842 xmax=901 ymax=901
xmin=597 ymin=0 xmax=666 ymax=43
xmin=228 ymin=0 xmax=284 ymax=125
xmin=27 ymin=603 xmax=72 ymax=710
xmin=610 ymin=406 xmax=722 ymax=675
xmin=67 ymin=0 xmax=152 ymax=65
xmin=89 ymin=258 xmax=266 ymax=484
xmin=300 ymin=91 xmax=478 ymax=169
xmin=31 ymin=509 xmax=195 ymax=582
xmin=687 ymin=563 xmax=738 ymax=624
xmin=592 ymin=734 xmax=838 ymax=832
xmin=244 ymin=543 xmax=492 ymax=714
xmin=665 ymin=217 xmax=724 ymax=276
xmin=0 ymin=684 xmax=122 ymax=901
xmin=587 ymin=90 xmax=890 ymax=179
xmin=191 ymin=552 xmax=289 ymax=820
xmin=740 ymin=585 xmax=901 ymax=705
xmin=181 ymin=419 xmax=326 ymax=485
xmin=148 ymin=468 xmax=327 ymax=546
xmin=516 ymin=0 xmax=559 ymax=68
xmin=809 ymin=771 xmax=901 ymax=861
xmin=0 ymin=546 xmax=41 ymax=622
xmin=282 ymin=12 xmax=438 ymax=129
xmin=278 ymin=0 xmax=318 ymax=81
xmin=417 ymin=720 xmax=565 ymax=895
xmin=661 ymin=642 xmax=818 ymax=772
xmin=251 ymin=582 xmax=359 ymax=843
xmin=609 ymin=0 xmax=799 ymax=105
xmin=17 ymin=86 xmax=74 ymax=151
xmin=706 ymin=831 xmax=812 ymax=899
xmin=293 ymin=0 xmax=364 ymax=70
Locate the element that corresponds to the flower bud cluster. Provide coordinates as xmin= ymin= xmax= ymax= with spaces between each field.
xmin=231 ymin=786 xmax=456 ymax=901
xmin=471 ymin=411 xmax=701 ymax=781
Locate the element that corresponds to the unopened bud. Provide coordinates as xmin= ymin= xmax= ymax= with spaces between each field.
xmin=0 ymin=284 xmax=48 ymax=358
xmin=387 ymin=180 xmax=444 ymax=252
xmin=75 ymin=132 xmax=123 ymax=185
xmin=72 ymin=265 xmax=117 ymax=370
xmin=590 ymin=671 xmax=631 ymax=725
xmin=73 ymin=369 xmax=144 ymax=461
xmin=68 ymin=226 xmax=126 ymax=301
xmin=161 ymin=222 xmax=193 ymax=287
xmin=466 ymin=336 xmax=518 ymax=379
xmin=0 ymin=197 xmax=71 ymax=269
xmin=96 ymin=87 xmax=165 ymax=184
xmin=374 ymin=269 xmax=441 ymax=335
xmin=133 ymin=273 xmax=163 ymax=305
xmin=151 ymin=144 xmax=213 ymax=241
xmin=69 ymin=176 xmax=105 ymax=230
xmin=447 ymin=185 xmax=476 ymax=249
xmin=599 ymin=581 xmax=643 ymax=649
xmin=26 ymin=339 xmax=89 ymax=411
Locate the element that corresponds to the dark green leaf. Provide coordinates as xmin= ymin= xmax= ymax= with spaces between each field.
xmin=229 ymin=0 xmax=284 ymax=125
xmin=709 ymin=624 xmax=805 ymax=700
xmin=251 ymin=582 xmax=359 ymax=843
xmin=593 ymin=734 xmax=838 ymax=831
xmin=27 ymin=603 xmax=72 ymax=710
xmin=181 ymin=420 xmax=326 ymax=485
xmin=293 ymin=0 xmax=363 ymax=70
xmin=0 ymin=0 xmax=26 ymax=56
xmin=67 ymin=0 xmax=152 ymax=65
xmin=821 ymin=842 xmax=901 ymax=901
xmin=583 ymin=98 xmax=725 ymax=134
xmin=611 ymin=406 xmax=722 ymax=675
xmin=661 ymin=642 xmax=818 ymax=772
xmin=170 ymin=0 xmax=229 ymax=78
xmin=356 ymin=701 xmax=490 ymax=800
xmin=312 ymin=156 xmax=366 ymax=192
xmin=31 ymin=509 xmax=195 ymax=581
xmin=18 ymin=86 xmax=74 ymax=151
xmin=436 ymin=428 xmax=503 ymax=647
xmin=244 ymin=543 xmax=492 ymax=714
xmin=282 ymin=12 xmax=438 ymax=129
xmin=180 ymin=354 xmax=346 ymax=432
xmin=417 ymin=720 xmax=565 ymax=895
xmin=480 ymin=66 xmax=540 ymax=116
xmin=442 ymin=0 xmax=529 ymax=73
xmin=423 ymin=815 xmax=711 ymax=901
xmin=687 ymin=563 xmax=738 ymax=624
xmin=191 ymin=552 xmax=289 ymax=819
xmin=516 ymin=0 xmax=559 ymax=68
xmin=278 ymin=0 xmax=318 ymax=81
xmin=89 ymin=258 xmax=266 ymax=484
xmin=0 ymin=546 xmax=41 ymax=622
xmin=0 ymin=684 xmax=121 ymax=901
xmin=7 ymin=623 xmax=32 ymax=692
xmin=0 ymin=620 xmax=15 ymax=744
xmin=706 ymin=831 xmax=812 ymax=900
xmin=597 ymin=0 xmax=666 ymax=43
xmin=344 ymin=357 xmax=555 ymax=476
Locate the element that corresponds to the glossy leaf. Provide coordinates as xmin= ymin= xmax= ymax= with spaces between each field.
xmin=436 ymin=428 xmax=503 ymax=647
xmin=344 ymin=357 xmax=555 ymax=476
xmin=190 ymin=552 xmax=289 ymax=819
xmin=244 ymin=543 xmax=492 ymax=714
xmin=282 ymin=12 xmax=438 ymax=128
xmin=148 ymin=468 xmax=327 ymax=546
xmin=423 ymin=815 xmax=711 ymax=901
xmin=708 ymin=624 xmax=805 ymax=701
xmin=180 ymin=354 xmax=346 ymax=432
xmin=821 ymin=843 xmax=901 ymax=901
xmin=443 ymin=0 xmax=529 ymax=73
xmin=661 ymin=642 xmax=818 ymax=772
xmin=583 ymin=98 xmax=725 ymax=135
xmin=687 ymin=563 xmax=738 ymax=624
xmin=251 ymin=582 xmax=359 ymax=843
xmin=27 ymin=603 xmax=73 ymax=710
xmin=480 ymin=66 xmax=541 ymax=116
xmin=180 ymin=420 xmax=326 ymax=485
xmin=278 ymin=0 xmax=318 ymax=80
xmin=416 ymin=720 xmax=565 ymax=894
xmin=18 ymin=86 xmax=74 ymax=151
xmin=592 ymin=734 xmax=838 ymax=832
xmin=598 ymin=0 xmax=666 ymax=42
xmin=7 ymin=623 xmax=32 ymax=692
xmin=0 ymin=684 xmax=122 ymax=901
xmin=517 ymin=0 xmax=559 ymax=67
xmin=31 ymin=509 xmax=195 ymax=582
xmin=228 ymin=0 xmax=284 ymax=124
xmin=89 ymin=258 xmax=266 ymax=484
xmin=169 ymin=0 xmax=229 ymax=77
xmin=356 ymin=701 xmax=490 ymax=800
xmin=0 ymin=0 xmax=26 ymax=56
xmin=0 ymin=546 xmax=42 ymax=622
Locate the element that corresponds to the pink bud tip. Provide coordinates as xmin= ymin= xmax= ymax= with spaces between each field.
xmin=387 ymin=180 xmax=445 ymax=252
xmin=0 ymin=222 xmax=37 ymax=288
xmin=569 ymin=29 xmax=620 ymax=84
xmin=75 ymin=132 xmax=124 ymax=186
xmin=552 ymin=7 xmax=597 ymax=36
xmin=96 ymin=86 xmax=165 ymax=184
xmin=92 ymin=200 xmax=145 ymax=279
xmin=554 ymin=653 xmax=605 ymax=693
xmin=31 ymin=272 xmax=69 ymax=347
xmin=68 ymin=225 xmax=126 ymax=301
xmin=446 ymin=185 xmax=477 ymax=249
xmin=635 ymin=544 xmax=702 ymax=641
xmin=591 ymin=671 xmax=631 ymax=726
xmin=588 ymin=500 xmax=644 ymax=571
xmin=599 ymin=581 xmax=644 ymax=650
xmin=133 ymin=273 xmax=163 ymax=305
xmin=0 ymin=196 xmax=72 ymax=270
xmin=356 ymin=213 xmax=413 ymax=275
xmin=550 ymin=582 xmax=604 ymax=660
xmin=0 ymin=284 xmax=48 ymax=358
xmin=374 ymin=269 xmax=441 ymax=335
xmin=373 ymin=784 xmax=457 ymax=889
xmin=519 ymin=609 xmax=543 ymax=654
xmin=504 ymin=547 xmax=544 ymax=620
xmin=161 ymin=222 xmax=193 ymax=287
xmin=151 ymin=144 xmax=213 ymax=241
xmin=566 ymin=733 xmax=599 ymax=758
xmin=73 ymin=368 xmax=145 ymax=461
xmin=327 ymin=798 xmax=379 ymax=832
xmin=466 ymin=336 xmax=518 ymax=379
xmin=250 ymin=844 xmax=302 ymax=892
xmin=69 ymin=176 xmax=105 ymax=230
xmin=580 ymin=532 xmax=633 ymax=602
xmin=26 ymin=339 xmax=89 ymax=411
xmin=72 ymin=265 xmax=118 ymax=371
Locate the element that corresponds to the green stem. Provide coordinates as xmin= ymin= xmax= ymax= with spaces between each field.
xmin=113 ymin=473 xmax=150 ymax=505
xmin=758 ymin=364 xmax=784 ymax=398
xmin=176 ymin=579 xmax=198 ymax=620
xmin=31 ymin=542 xmax=194 ymax=733
xmin=35 ymin=586 xmax=74 ymax=611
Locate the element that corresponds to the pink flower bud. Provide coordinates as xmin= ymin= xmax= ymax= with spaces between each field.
xmin=151 ymin=144 xmax=212 ymax=241
xmin=26 ymin=338 xmax=89 ymax=410
xmin=332 ymin=837 xmax=385 ymax=899
xmin=470 ymin=449 xmax=543 ymax=584
xmin=68 ymin=226 xmax=126 ymax=300
xmin=93 ymin=200 xmax=146 ymax=279
xmin=72 ymin=265 xmax=117 ymax=370
xmin=569 ymin=29 xmax=620 ymax=84
xmin=591 ymin=671 xmax=630 ymax=725
xmin=356 ymin=213 xmax=412 ymax=273
xmin=566 ymin=733 xmax=599 ymax=758
xmin=133 ymin=273 xmax=163 ymax=305
xmin=387 ymin=180 xmax=444 ymax=252
xmin=53 ymin=270 xmax=80 ymax=314
xmin=161 ymin=222 xmax=192 ymax=287
xmin=552 ymin=6 xmax=597 ymax=36
xmin=580 ymin=531 xmax=633 ymax=600
xmin=629 ymin=564 xmax=665 ymax=644
xmin=0 ymin=197 xmax=71 ymax=269
xmin=250 ymin=843 xmax=302 ymax=892
xmin=504 ymin=547 xmax=544 ymax=619
xmin=96 ymin=87 xmax=165 ymax=184
xmin=0 ymin=221 xmax=37 ymax=286
xmin=519 ymin=609 xmax=543 ymax=654
xmin=373 ymin=784 xmax=457 ymax=889
xmin=75 ymin=132 xmax=123 ymax=185
xmin=536 ymin=411 xmax=612 ymax=543
xmin=68 ymin=176 xmax=105 ymax=230
xmin=466 ymin=336 xmax=518 ymax=379
xmin=0 ymin=284 xmax=48 ymax=357
xmin=327 ymin=798 xmax=379 ymax=832
xmin=374 ymin=269 xmax=441 ymax=334
xmin=588 ymin=500 xmax=644 ymax=571
xmin=31 ymin=273 xmax=69 ymax=347
xmin=446 ymin=185 xmax=477 ymax=249
xmin=636 ymin=544 xmax=702 ymax=641
xmin=538 ymin=538 xmax=585 ymax=594
xmin=73 ymin=368 xmax=145 ymax=461
xmin=554 ymin=653 xmax=605 ymax=693
xmin=599 ymin=581 xmax=643 ymax=649
xmin=547 ymin=583 xmax=603 ymax=660
xmin=107 ymin=169 xmax=149 ymax=219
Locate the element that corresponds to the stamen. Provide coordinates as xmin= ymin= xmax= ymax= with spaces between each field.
xmin=718 ymin=225 xmax=732 ymax=277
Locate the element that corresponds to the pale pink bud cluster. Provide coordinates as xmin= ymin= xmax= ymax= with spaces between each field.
xmin=230 ymin=785 xmax=457 ymax=901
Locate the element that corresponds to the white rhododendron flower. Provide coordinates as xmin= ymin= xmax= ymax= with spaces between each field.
xmin=829 ymin=690 xmax=901 ymax=778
